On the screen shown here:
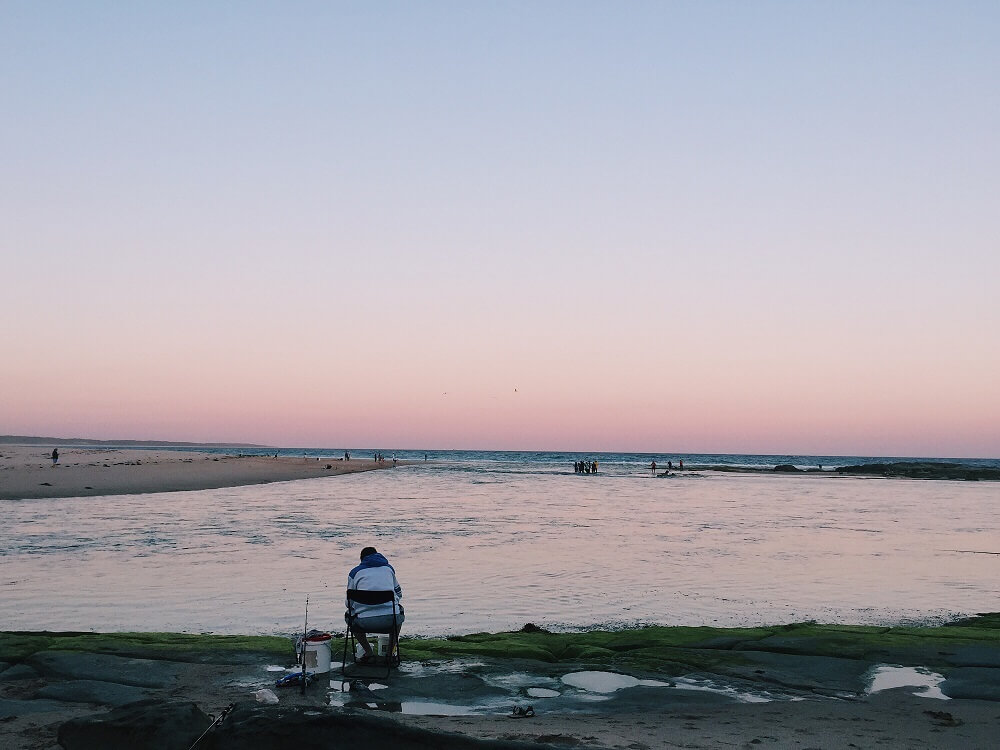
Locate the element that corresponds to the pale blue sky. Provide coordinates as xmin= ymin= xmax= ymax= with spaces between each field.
xmin=3 ymin=2 xmax=998 ymax=454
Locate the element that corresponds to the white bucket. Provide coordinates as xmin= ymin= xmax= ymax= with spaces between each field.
xmin=375 ymin=634 xmax=391 ymax=657
xmin=303 ymin=639 xmax=332 ymax=673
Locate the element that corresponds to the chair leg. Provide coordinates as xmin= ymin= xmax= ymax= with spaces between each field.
xmin=385 ymin=609 xmax=398 ymax=678
xmin=341 ymin=619 xmax=355 ymax=684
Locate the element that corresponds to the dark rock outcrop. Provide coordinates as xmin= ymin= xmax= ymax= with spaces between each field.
xmin=58 ymin=701 xmax=575 ymax=749
xmin=202 ymin=704 xmax=571 ymax=748
xmin=29 ymin=651 xmax=182 ymax=688
xmin=0 ymin=663 xmax=39 ymax=680
xmin=0 ymin=697 xmax=70 ymax=719
xmin=836 ymin=462 xmax=1000 ymax=481
xmin=37 ymin=678 xmax=151 ymax=707
xmin=57 ymin=699 xmax=210 ymax=750
xmin=941 ymin=667 xmax=1000 ymax=701
xmin=773 ymin=464 xmax=801 ymax=472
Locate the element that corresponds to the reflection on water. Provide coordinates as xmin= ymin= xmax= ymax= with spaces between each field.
xmin=562 ymin=671 xmax=641 ymax=692
xmin=866 ymin=665 xmax=949 ymax=699
xmin=2 ymin=462 xmax=997 ymax=636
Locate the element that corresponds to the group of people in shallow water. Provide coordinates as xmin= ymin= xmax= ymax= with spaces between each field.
xmin=573 ymin=460 xmax=599 ymax=474
xmin=650 ymin=459 xmax=683 ymax=475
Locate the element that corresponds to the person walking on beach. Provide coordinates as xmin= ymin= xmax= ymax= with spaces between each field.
xmin=346 ymin=546 xmax=404 ymax=663
xmin=51 ymin=448 xmax=59 ymax=466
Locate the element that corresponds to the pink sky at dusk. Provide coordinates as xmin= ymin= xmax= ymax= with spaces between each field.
xmin=2 ymin=3 xmax=998 ymax=457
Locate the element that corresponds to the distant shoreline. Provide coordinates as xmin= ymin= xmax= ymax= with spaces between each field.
xmin=0 ymin=434 xmax=271 ymax=448
xmin=3 ymin=442 xmax=995 ymax=501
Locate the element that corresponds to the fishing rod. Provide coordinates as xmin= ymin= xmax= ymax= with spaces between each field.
xmin=186 ymin=702 xmax=235 ymax=750
xmin=301 ymin=594 xmax=309 ymax=696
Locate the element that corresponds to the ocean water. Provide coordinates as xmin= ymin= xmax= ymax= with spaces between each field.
xmin=2 ymin=451 xmax=998 ymax=637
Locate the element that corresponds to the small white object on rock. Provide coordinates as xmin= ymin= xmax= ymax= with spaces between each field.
xmin=254 ymin=688 xmax=280 ymax=704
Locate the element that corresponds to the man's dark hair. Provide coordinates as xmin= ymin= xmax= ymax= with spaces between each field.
xmin=360 ymin=546 xmax=378 ymax=560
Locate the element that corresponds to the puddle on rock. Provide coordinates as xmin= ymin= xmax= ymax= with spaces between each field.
xmin=561 ymin=671 xmax=640 ymax=693
xmin=562 ymin=671 xmax=775 ymax=703
xmin=400 ymin=701 xmax=477 ymax=715
xmin=526 ymin=687 xmax=561 ymax=698
xmin=866 ymin=665 xmax=949 ymax=700
xmin=672 ymin=676 xmax=774 ymax=703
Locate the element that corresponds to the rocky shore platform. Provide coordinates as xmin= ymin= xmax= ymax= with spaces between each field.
xmin=682 ymin=460 xmax=1000 ymax=481
xmin=2 ymin=616 xmax=999 ymax=749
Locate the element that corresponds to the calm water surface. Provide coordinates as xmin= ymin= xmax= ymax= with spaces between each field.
xmin=3 ymin=459 xmax=998 ymax=636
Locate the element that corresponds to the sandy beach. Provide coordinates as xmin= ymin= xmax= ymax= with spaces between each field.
xmin=0 ymin=446 xmax=395 ymax=500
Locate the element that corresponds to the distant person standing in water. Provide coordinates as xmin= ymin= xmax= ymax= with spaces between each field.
xmin=679 ymin=459 xmax=683 ymax=471
xmin=650 ymin=460 xmax=657 ymax=476
xmin=51 ymin=448 xmax=59 ymax=465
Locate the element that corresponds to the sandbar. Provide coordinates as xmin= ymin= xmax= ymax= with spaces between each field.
xmin=0 ymin=446 xmax=397 ymax=500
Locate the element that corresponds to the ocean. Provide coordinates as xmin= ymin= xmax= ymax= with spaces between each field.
xmin=2 ymin=450 xmax=998 ymax=637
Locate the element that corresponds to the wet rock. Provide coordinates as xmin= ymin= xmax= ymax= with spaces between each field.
xmin=201 ymin=703 xmax=580 ymax=749
xmin=0 ymin=663 xmax=39 ymax=680
xmin=939 ymin=645 xmax=1000 ymax=668
xmin=372 ymin=672 xmax=509 ymax=701
xmin=836 ymin=462 xmax=1000 ymax=481
xmin=0 ymin=697 xmax=71 ymax=718
xmin=28 ymin=651 xmax=182 ymax=688
xmin=685 ymin=637 xmax=746 ymax=650
xmin=57 ymin=699 xmax=210 ymax=750
xmin=37 ymin=679 xmax=151 ymax=706
xmin=720 ymin=651 xmax=871 ymax=694
xmin=602 ymin=684 xmax=732 ymax=708
xmin=520 ymin=623 xmax=550 ymax=634
xmin=940 ymin=667 xmax=1000 ymax=701
xmin=773 ymin=464 xmax=801 ymax=472
xmin=58 ymin=700 xmax=574 ymax=749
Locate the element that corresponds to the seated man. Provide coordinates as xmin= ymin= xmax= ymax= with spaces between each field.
xmin=346 ymin=546 xmax=404 ymax=663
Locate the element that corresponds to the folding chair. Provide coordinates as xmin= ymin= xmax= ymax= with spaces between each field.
xmin=341 ymin=589 xmax=401 ymax=681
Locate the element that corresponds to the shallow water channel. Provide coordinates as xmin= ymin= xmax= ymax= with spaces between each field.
xmin=3 ymin=463 xmax=997 ymax=635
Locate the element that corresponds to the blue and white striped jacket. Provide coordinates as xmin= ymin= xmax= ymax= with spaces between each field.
xmin=346 ymin=553 xmax=403 ymax=618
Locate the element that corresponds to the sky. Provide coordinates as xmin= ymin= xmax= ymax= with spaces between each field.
xmin=2 ymin=2 xmax=998 ymax=456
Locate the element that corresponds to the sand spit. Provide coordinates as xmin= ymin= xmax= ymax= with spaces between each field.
xmin=0 ymin=446 xmax=399 ymax=500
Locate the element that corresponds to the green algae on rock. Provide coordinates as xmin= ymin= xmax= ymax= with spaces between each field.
xmin=0 ymin=631 xmax=293 ymax=664
xmin=3 ymin=616 xmax=998 ymax=678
